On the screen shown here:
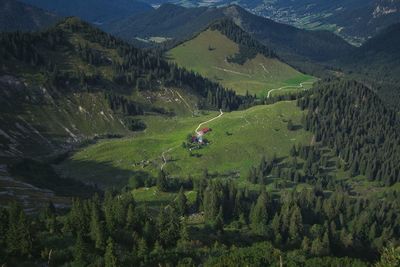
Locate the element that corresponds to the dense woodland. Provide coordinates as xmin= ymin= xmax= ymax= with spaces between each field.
xmin=210 ymin=19 xmax=276 ymax=64
xmin=0 ymin=18 xmax=256 ymax=113
xmin=298 ymin=80 xmax=400 ymax=186
xmin=1 ymin=7 xmax=400 ymax=267
xmin=0 ymin=176 xmax=398 ymax=266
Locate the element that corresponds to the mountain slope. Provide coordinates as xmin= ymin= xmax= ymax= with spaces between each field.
xmin=0 ymin=0 xmax=60 ymax=32
xmin=104 ymin=3 xmax=224 ymax=44
xmin=0 ymin=17 xmax=247 ymax=161
xmin=143 ymin=0 xmax=400 ymax=45
xmin=247 ymin=0 xmax=400 ymax=45
xmin=223 ymin=5 xmax=354 ymax=63
xmin=168 ymin=19 xmax=315 ymax=96
xmin=105 ymin=4 xmax=354 ymax=74
xmin=19 ymin=0 xmax=153 ymax=24
xmin=339 ymin=23 xmax=400 ymax=106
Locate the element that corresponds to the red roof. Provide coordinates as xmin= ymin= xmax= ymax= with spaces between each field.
xmin=200 ymin=127 xmax=212 ymax=133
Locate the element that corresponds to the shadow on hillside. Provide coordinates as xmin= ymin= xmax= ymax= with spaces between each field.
xmin=57 ymin=158 xmax=152 ymax=190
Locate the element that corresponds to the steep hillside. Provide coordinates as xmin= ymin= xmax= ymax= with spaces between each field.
xmin=222 ymin=5 xmax=354 ymax=64
xmin=0 ymin=0 xmax=60 ymax=32
xmin=140 ymin=0 xmax=400 ymax=45
xmin=168 ymin=20 xmax=315 ymax=96
xmin=339 ymin=23 xmax=400 ymax=107
xmin=103 ymin=3 xmax=224 ymax=44
xmin=19 ymin=0 xmax=153 ymax=24
xmin=105 ymin=4 xmax=354 ymax=75
xmin=248 ymin=0 xmax=400 ymax=45
xmin=0 ymin=17 xmax=248 ymax=161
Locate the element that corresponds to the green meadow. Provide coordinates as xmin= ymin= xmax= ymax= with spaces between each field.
xmin=57 ymin=101 xmax=312 ymax=188
xmin=168 ymin=29 xmax=316 ymax=96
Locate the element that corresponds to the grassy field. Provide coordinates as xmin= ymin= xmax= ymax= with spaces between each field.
xmin=168 ymin=30 xmax=316 ymax=96
xmin=56 ymin=101 xmax=312 ymax=188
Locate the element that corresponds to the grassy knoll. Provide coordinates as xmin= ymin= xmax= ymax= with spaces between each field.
xmin=168 ymin=29 xmax=316 ymax=96
xmin=56 ymin=101 xmax=312 ymax=187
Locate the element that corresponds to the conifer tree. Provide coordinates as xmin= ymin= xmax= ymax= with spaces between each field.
xmin=73 ymin=233 xmax=88 ymax=266
xmin=175 ymin=186 xmax=188 ymax=216
xmin=250 ymin=190 xmax=269 ymax=235
xmin=105 ymin=237 xmax=118 ymax=267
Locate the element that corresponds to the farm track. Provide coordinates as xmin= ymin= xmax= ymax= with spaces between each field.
xmin=160 ymin=109 xmax=224 ymax=170
xmin=195 ymin=109 xmax=224 ymax=133
xmin=266 ymin=81 xmax=315 ymax=98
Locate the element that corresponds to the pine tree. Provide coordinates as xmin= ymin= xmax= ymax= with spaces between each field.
xmin=6 ymin=202 xmax=32 ymax=257
xmin=214 ymin=206 xmax=224 ymax=234
xmin=157 ymin=170 xmax=168 ymax=192
xmin=157 ymin=206 xmax=181 ymax=248
xmin=105 ymin=237 xmax=118 ymax=267
xmin=289 ymin=205 xmax=303 ymax=243
xmin=250 ymin=190 xmax=269 ymax=235
xmin=73 ymin=233 xmax=88 ymax=266
xmin=125 ymin=204 xmax=137 ymax=230
xmin=175 ymin=186 xmax=188 ymax=216
xmin=90 ymin=204 xmax=105 ymax=250
xmin=137 ymin=237 xmax=148 ymax=262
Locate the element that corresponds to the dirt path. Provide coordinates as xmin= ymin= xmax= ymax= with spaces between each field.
xmin=160 ymin=146 xmax=179 ymax=170
xmin=266 ymin=81 xmax=315 ymax=98
xmin=259 ymin=63 xmax=270 ymax=74
xmin=160 ymin=109 xmax=224 ymax=170
xmin=169 ymin=89 xmax=194 ymax=114
xmin=213 ymin=66 xmax=252 ymax=77
xmin=195 ymin=109 xmax=224 ymax=133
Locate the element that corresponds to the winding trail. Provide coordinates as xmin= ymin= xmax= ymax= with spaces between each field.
xmin=160 ymin=109 xmax=224 ymax=170
xmin=160 ymin=146 xmax=179 ymax=170
xmin=266 ymin=81 xmax=315 ymax=98
xmin=195 ymin=109 xmax=224 ymax=133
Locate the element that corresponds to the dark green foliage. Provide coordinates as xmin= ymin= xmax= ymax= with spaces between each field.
xmin=105 ymin=93 xmax=144 ymax=116
xmin=249 ymin=190 xmax=271 ymax=235
xmin=209 ymin=19 xmax=276 ymax=64
xmin=5 ymin=202 xmax=32 ymax=257
xmin=105 ymin=237 xmax=118 ymax=267
xmin=157 ymin=171 xmax=168 ymax=192
xmin=175 ymin=187 xmax=188 ymax=216
xmin=156 ymin=206 xmax=181 ymax=248
xmin=298 ymin=79 xmax=400 ymax=185
xmin=73 ymin=233 xmax=88 ymax=266
xmin=123 ymin=118 xmax=146 ymax=132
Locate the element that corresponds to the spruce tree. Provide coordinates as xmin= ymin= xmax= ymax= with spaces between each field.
xmin=73 ymin=233 xmax=87 ymax=266
xmin=157 ymin=170 xmax=168 ymax=192
xmin=105 ymin=237 xmax=118 ymax=267
xmin=250 ymin=190 xmax=269 ymax=235
xmin=175 ymin=186 xmax=188 ymax=216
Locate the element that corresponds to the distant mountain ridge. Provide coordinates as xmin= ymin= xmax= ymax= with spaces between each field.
xmin=103 ymin=3 xmax=225 ymax=43
xmin=105 ymin=4 xmax=354 ymax=76
xmin=139 ymin=0 xmax=400 ymax=45
xmin=339 ymin=22 xmax=400 ymax=107
xmin=0 ymin=0 xmax=60 ymax=32
xmin=19 ymin=0 xmax=153 ymax=24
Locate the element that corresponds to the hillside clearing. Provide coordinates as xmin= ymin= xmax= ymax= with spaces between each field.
xmin=168 ymin=29 xmax=316 ymax=96
xmin=56 ymin=101 xmax=311 ymax=188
